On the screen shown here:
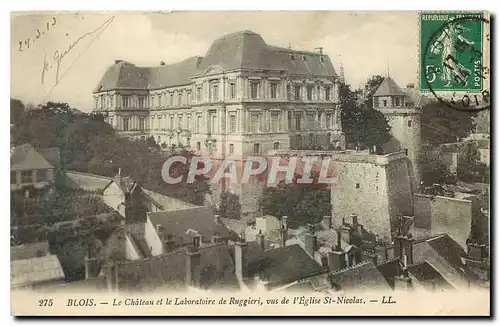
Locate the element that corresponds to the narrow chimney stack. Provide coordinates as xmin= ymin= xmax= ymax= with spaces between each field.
xmin=279 ymin=225 xmax=287 ymax=248
xmin=257 ymin=230 xmax=265 ymax=250
xmin=282 ymin=216 xmax=288 ymax=230
xmin=186 ymin=238 xmax=202 ymax=287
xmin=406 ymin=83 xmax=415 ymax=89
xmin=160 ymin=61 xmax=166 ymax=66
xmin=350 ymin=213 xmax=358 ymax=227
xmin=235 ymin=238 xmax=248 ymax=282
xmin=214 ymin=214 xmax=221 ymax=224
xmin=322 ymin=215 xmax=332 ymax=229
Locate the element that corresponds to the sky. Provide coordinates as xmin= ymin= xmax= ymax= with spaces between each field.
xmin=11 ymin=11 xmax=419 ymax=111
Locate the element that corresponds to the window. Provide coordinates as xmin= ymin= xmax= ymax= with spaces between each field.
xmin=122 ymin=96 xmax=130 ymax=108
xmin=251 ymin=82 xmax=259 ymax=99
xmin=21 ymin=170 xmax=32 ymax=183
xmin=123 ymin=118 xmax=129 ymax=131
xmin=302 ymin=55 xmax=306 ymax=61
xmin=100 ymin=96 xmax=105 ymax=109
xmin=170 ymin=93 xmax=174 ymax=106
xmin=307 ymin=114 xmax=314 ymax=129
xmin=37 ymin=169 xmax=47 ymax=182
xmin=405 ymin=149 xmax=409 ymax=156
xmin=270 ymin=83 xmax=278 ymax=99
xmin=212 ymin=84 xmax=219 ymax=101
xmin=250 ymin=114 xmax=259 ymax=133
xmin=196 ymin=142 xmax=201 ymax=151
xmin=408 ymin=120 xmax=412 ymax=127
xmin=109 ymin=116 xmax=114 ymax=127
xmin=230 ymin=115 xmax=237 ymax=133
xmin=326 ymin=113 xmax=332 ymax=129
xmin=287 ymin=111 xmax=292 ymax=130
xmin=271 ymin=113 xmax=279 ymax=132
xmin=325 ymin=86 xmax=331 ymax=101
xmin=196 ymin=115 xmax=201 ymax=133
xmin=295 ymin=114 xmax=302 ymax=130
xmin=11 ymin=171 xmax=16 ymax=184
xmin=230 ymin=83 xmax=236 ymax=99
xmin=307 ymin=85 xmax=313 ymax=100
xmin=355 ymin=183 xmax=360 ymax=189
xmin=383 ymin=100 xmax=387 ymax=107
xmin=253 ymin=143 xmax=260 ymax=154
xmin=273 ymin=142 xmax=280 ymax=150
xmin=138 ymin=96 xmax=145 ymax=108
xmin=157 ymin=115 xmax=162 ymax=130
xmin=178 ymin=92 xmax=182 ymax=106
xmin=151 ymin=116 xmax=155 ymax=130
xmin=187 ymin=116 xmax=191 ymax=131
xmin=170 ymin=116 xmax=174 ymax=129
xmin=210 ymin=113 xmax=217 ymax=133
xmin=196 ymin=87 xmax=202 ymax=102
xmin=139 ymin=118 xmax=145 ymax=131
xmin=286 ymin=85 xmax=291 ymax=100
xmin=229 ymin=144 xmax=234 ymax=154
xmin=158 ymin=94 xmax=162 ymax=107
xmin=395 ymin=97 xmax=401 ymax=106
xmin=178 ymin=115 xmax=183 ymax=128
xmin=95 ymin=98 xmax=99 ymax=109
xmin=317 ymin=86 xmax=321 ymax=100
xmin=294 ymin=85 xmax=301 ymax=100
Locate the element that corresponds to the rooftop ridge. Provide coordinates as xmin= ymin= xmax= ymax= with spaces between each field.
xmin=66 ymin=170 xmax=114 ymax=181
xmin=329 ymin=260 xmax=374 ymax=276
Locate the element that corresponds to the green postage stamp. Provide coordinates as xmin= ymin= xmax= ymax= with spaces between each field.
xmin=419 ymin=11 xmax=490 ymax=110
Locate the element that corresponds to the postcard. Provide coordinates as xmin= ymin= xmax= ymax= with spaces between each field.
xmin=10 ymin=10 xmax=490 ymax=316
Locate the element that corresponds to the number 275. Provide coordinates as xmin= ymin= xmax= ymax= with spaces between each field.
xmin=38 ymin=299 xmax=53 ymax=307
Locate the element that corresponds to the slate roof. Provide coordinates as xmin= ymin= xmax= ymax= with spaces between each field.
xmin=147 ymin=207 xmax=231 ymax=244
xmin=64 ymin=171 xmax=113 ymax=191
xmin=11 ymin=254 xmax=65 ymax=288
xmin=11 ymin=241 xmax=50 ymax=261
xmin=116 ymin=242 xmax=238 ymax=291
xmin=407 ymin=261 xmax=454 ymax=291
xmin=11 ymin=144 xmax=54 ymax=171
xmin=376 ymin=258 xmax=402 ymax=288
xmin=328 ymin=260 xmax=392 ymax=291
xmin=246 ymin=244 xmax=328 ymax=288
xmin=373 ymin=77 xmax=407 ymax=97
xmin=94 ymin=30 xmax=337 ymax=93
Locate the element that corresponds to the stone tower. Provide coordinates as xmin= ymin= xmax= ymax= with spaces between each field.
xmin=372 ymin=77 xmax=422 ymax=186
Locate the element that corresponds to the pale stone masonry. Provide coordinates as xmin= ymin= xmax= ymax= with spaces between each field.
xmin=92 ymin=30 xmax=345 ymax=156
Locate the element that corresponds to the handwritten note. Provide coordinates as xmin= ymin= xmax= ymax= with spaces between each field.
xmin=18 ymin=16 xmax=57 ymax=52
xmin=40 ymin=15 xmax=115 ymax=96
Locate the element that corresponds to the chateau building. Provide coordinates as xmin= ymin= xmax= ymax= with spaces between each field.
xmin=92 ymin=30 xmax=345 ymax=157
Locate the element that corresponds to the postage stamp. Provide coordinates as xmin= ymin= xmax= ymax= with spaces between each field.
xmin=419 ymin=11 xmax=490 ymax=111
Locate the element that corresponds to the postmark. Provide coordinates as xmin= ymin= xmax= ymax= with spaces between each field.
xmin=420 ymin=12 xmax=490 ymax=112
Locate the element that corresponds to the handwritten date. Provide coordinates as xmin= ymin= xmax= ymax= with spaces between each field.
xmin=18 ymin=17 xmax=57 ymax=52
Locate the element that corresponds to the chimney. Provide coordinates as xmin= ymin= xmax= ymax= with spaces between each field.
xmin=164 ymin=233 xmax=175 ymax=253
xmin=401 ymin=234 xmax=414 ymax=266
xmin=160 ymin=61 xmax=166 ymax=66
xmin=350 ymin=213 xmax=358 ymax=228
xmin=315 ymin=47 xmax=323 ymax=55
xmin=279 ymin=225 xmax=287 ymax=248
xmin=303 ymin=232 xmax=317 ymax=257
xmin=322 ymin=215 xmax=332 ymax=229
xmin=257 ymin=230 xmax=265 ymax=250
xmin=327 ymin=250 xmax=346 ymax=272
xmin=394 ymin=269 xmax=412 ymax=291
xmin=467 ymin=243 xmax=485 ymax=261
xmin=234 ymin=238 xmax=248 ymax=282
xmin=214 ymin=214 xmax=221 ymax=224
xmin=282 ymin=216 xmax=288 ymax=230
xmin=156 ymin=224 xmax=164 ymax=234
xmin=115 ymin=60 xmax=123 ymax=64
xmin=406 ymin=83 xmax=415 ymax=89
xmin=185 ymin=238 xmax=201 ymax=288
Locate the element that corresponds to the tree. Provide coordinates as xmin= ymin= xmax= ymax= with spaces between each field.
xmin=218 ymin=191 xmax=241 ymax=220
xmin=421 ymin=101 xmax=477 ymax=145
xmin=259 ymin=172 xmax=332 ymax=227
xmin=362 ymin=75 xmax=384 ymax=108
xmin=339 ymin=79 xmax=392 ymax=151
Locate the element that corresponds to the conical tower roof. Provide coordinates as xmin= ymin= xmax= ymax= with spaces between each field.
xmin=373 ymin=77 xmax=406 ymax=97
